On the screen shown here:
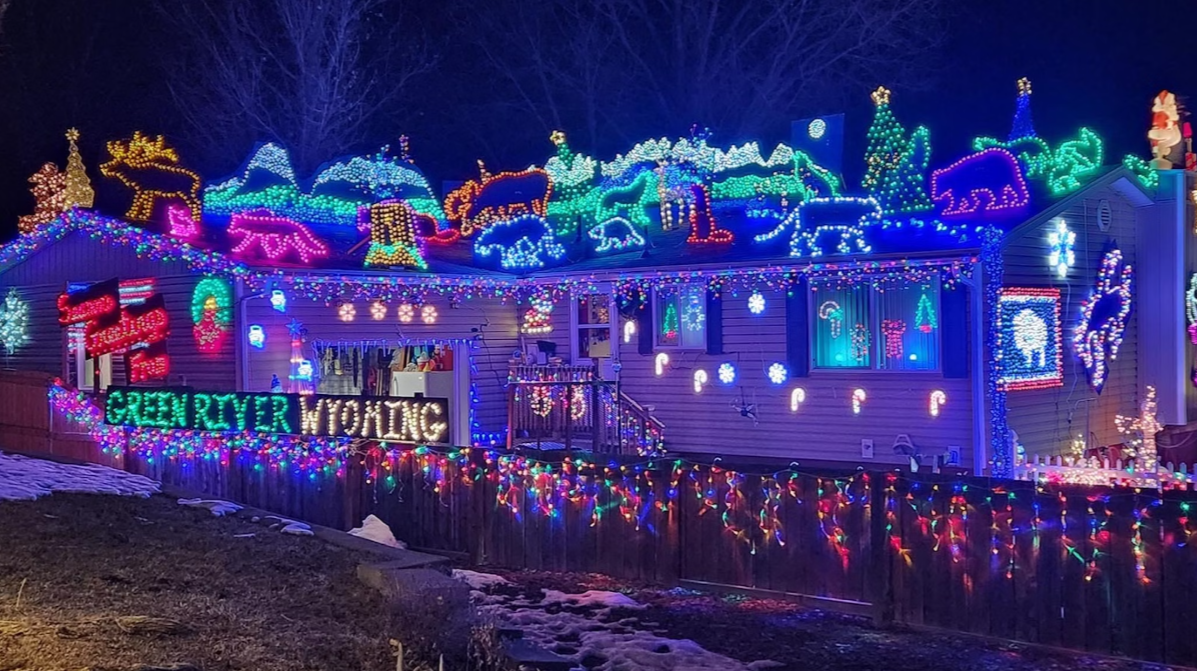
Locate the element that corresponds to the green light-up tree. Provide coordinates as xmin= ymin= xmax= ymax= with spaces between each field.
xmin=862 ymin=87 xmax=932 ymax=215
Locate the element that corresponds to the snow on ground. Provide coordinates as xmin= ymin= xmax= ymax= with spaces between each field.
xmin=348 ymin=513 xmax=407 ymax=548
xmin=177 ymin=497 xmax=243 ymax=516
xmin=455 ymin=570 xmax=768 ymax=671
xmin=0 ymin=451 xmax=159 ymax=501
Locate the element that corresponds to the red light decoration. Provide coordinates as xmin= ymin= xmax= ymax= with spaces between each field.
xmin=228 ymin=210 xmax=330 ymax=264
xmin=128 ymin=345 xmax=170 ymax=383
xmin=85 ymin=296 xmax=170 ymax=358
xmin=17 ymin=163 xmax=67 ymax=235
xmin=57 ymin=293 xmax=118 ymax=327
xmin=685 ymin=184 xmax=734 ymax=244
xmin=443 ymin=163 xmax=553 ymax=238
xmin=930 ymin=148 xmax=1029 ymax=217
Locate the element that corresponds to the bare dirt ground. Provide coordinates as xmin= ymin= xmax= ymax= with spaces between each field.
xmin=0 ymin=494 xmax=395 ymax=671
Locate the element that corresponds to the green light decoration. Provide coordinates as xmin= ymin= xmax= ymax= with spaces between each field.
xmin=661 ymin=301 xmax=679 ymax=342
xmin=544 ymin=131 xmax=597 ymax=237
xmin=862 ymin=87 xmax=933 ymax=215
xmin=0 ymin=287 xmax=31 ymax=355
xmin=975 ymin=128 xmax=1104 ymax=197
xmin=1122 ymin=154 xmax=1159 ymax=190
xmin=915 ymin=292 xmax=937 ymax=333
xmin=595 ymin=170 xmax=659 ymax=230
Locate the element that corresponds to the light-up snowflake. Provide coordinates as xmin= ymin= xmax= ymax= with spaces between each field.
xmin=1073 ymin=249 xmax=1133 ymax=393
xmin=767 ymin=362 xmax=788 ymax=385
xmin=1047 ymin=218 xmax=1075 ymax=279
xmin=718 ymin=362 xmax=736 ymax=384
xmin=748 ymin=291 xmax=766 ymax=315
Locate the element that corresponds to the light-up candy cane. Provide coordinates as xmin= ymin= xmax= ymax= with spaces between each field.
xmin=655 ymin=352 xmax=670 ymax=376
xmin=852 ymin=388 xmax=866 ymax=414
xmin=693 ymin=369 xmax=708 ymax=393
xmin=623 ymin=320 xmax=636 ymax=344
xmin=818 ymin=300 xmax=843 ymax=339
xmin=929 ymin=390 xmax=946 ymax=417
xmin=790 ymin=388 xmax=806 ymax=412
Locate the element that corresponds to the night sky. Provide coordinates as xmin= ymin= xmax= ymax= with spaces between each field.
xmin=0 ymin=0 xmax=1191 ymax=243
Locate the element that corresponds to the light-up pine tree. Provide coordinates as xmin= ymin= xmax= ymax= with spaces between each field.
xmin=661 ymin=301 xmax=679 ymax=342
xmin=62 ymin=128 xmax=95 ymax=210
xmin=862 ymin=87 xmax=932 ymax=215
xmin=544 ymin=130 xmax=596 ymax=237
xmin=1009 ymin=78 xmax=1035 ymax=141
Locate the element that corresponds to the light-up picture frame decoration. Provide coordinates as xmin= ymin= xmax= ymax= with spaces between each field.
xmin=997 ymin=287 xmax=1063 ymax=391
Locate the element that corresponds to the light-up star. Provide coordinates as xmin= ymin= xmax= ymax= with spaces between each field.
xmin=286 ymin=318 xmax=305 ymax=339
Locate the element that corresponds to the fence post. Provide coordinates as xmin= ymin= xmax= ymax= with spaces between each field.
xmin=868 ymin=472 xmax=894 ymax=626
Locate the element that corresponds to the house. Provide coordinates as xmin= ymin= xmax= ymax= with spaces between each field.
xmin=0 ymin=82 xmax=1190 ymax=478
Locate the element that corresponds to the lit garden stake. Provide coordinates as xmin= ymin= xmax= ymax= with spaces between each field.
xmin=790 ymin=388 xmax=806 ymax=412
xmin=654 ymin=352 xmax=670 ymax=376
xmin=623 ymin=320 xmax=636 ymax=344
xmin=929 ymin=390 xmax=946 ymax=417
xmin=852 ymin=389 xmax=867 ymax=414
xmin=693 ymin=369 xmax=708 ymax=393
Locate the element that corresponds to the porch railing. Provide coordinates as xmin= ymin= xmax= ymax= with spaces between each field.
xmin=506 ymin=364 xmax=664 ymax=455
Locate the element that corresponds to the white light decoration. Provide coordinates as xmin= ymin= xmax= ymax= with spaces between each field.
xmin=397 ymin=303 xmax=414 ymax=323
xmin=929 ymin=390 xmax=946 ymax=417
xmin=748 ymin=291 xmax=766 ymax=315
xmin=623 ymin=320 xmax=636 ymax=344
xmin=270 ymin=289 xmax=287 ymax=313
xmin=296 ymin=359 xmax=314 ymax=380
xmin=655 ymin=352 xmax=670 ymax=376
xmin=1047 ymin=218 xmax=1075 ymax=278
xmin=338 ymin=302 xmax=356 ymax=322
xmin=717 ymin=362 xmax=736 ymax=384
xmin=370 ymin=301 xmax=387 ymax=320
xmin=852 ymin=388 xmax=867 ymax=414
xmin=0 ymin=288 xmax=31 ymax=355
xmin=682 ymin=295 xmax=706 ymax=331
xmin=790 ymin=388 xmax=806 ymax=412
xmin=767 ymin=362 xmax=788 ymax=385
xmin=247 ymin=325 xmax=266 ymax=349
xmin=421 ymin=304 xmax=438 ymax=324
xmin=808 ymin=118 xmax=827 ymax=140
xmin=693 ymin=369 xmax=708 ymax=393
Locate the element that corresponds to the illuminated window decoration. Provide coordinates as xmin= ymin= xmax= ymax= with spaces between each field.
xmin=0 ymin=288 xmax=31 ymax=355
xmin=270 ymin=290 xmax=287 ymax=313
xmin=247 ymin=325 xmax=266 ymax=349
xmin=370 ymin=301 xmax=387 ymax=321
xmin=747 ymin=291 xmax=766 ymax=315
xmin=850 ymin=324 xmax=870 ymax=363
xmin=861 ymin=87 xmax=933 ymax=215
xmin=881 ymin=319 xmax=907 ymax=359
xmin=682 ymin=294 xmax=706 ymax=331
xmin=191 ymin=278 xmax=232 ymax=354
xmin=1123 ymin=154 xmax=1159 ymax=190
xmin=228 ymin=210 xmax=330 ymax=265
xmin=337 ymin=302 xmax=356 ymax=322
xmin=1009 ymin=78 xmax=1036 ymax=140
xmin=808 ymin=118 xmax=827 ymax=140
xmin=1047 ymin=218 xmax=1075 ymax=278
xmin=359 ymin=199 xmax=429 ymax=269
xmin=474 ymin=215 xmax=566 ymax=271
xmin=655 ymin=352 xmax=670 ymax=376
xmin=790 ymin=388 xmax=806 ymax=412
xmin=98 ymin=132 xmax=201 ymax=221
xmin=685 ymin=184 xmax=733 ymax=244
xmin=818 ymin=301 xmax=844 ymax=338
xmin=852 ymin=388 xmax=867 ymax=415
xmin=421 ymin=305 xmax=438 ymax=324
xmin=166 ymin=204 xmax=200 ymax=240
xmin=930 ymin=148 xmax=1030 ymax=217
xmin=718 ymin=362 xmax=736 ymax=385
xmin=929 ymin=390 xmax=946 ymax=417
xmin=622 ymin=320 xmax=636 ymax=344
xmin=767 ymin=362 xmax=788 ymax=385
xmin=693 ymin=369 xmax=708 ymax=393
xmin=997 ymin=287 xmax=1063 ymax=391
xmin=17 ymin=162 xmax=67 ymax=235
xmin=521 ymin=294 xmax=554 ymax=335
xmin=1187 ymin=274 xmax=1197 ymax=344
xmin=1149 ymin=90 xmax=1184 ymax=169
xmin=397 ymin=303 xmax=415 ymax=323
xmin=445 ymin=164 xmax=553 ymax=238
xmin=660 ymin=301 xmax=679 ymax=341
xmin=756 ymin=197 xmax=880 ymax=258
xmin=1073 ymin=250 xmax=1133 ymax=394
xmin=588 ymin=217 xmax=646 ymax=255
xmin=914 ymin=293 xmax=937 ymax=333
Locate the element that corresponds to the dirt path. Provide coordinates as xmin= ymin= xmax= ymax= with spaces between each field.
xmin=0 ymin=494 xmax=394 ymax=671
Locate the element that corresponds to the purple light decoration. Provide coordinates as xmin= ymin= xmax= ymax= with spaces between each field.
xmin=930 ymin=148 xmax=1030 ymax=217
xmin=228 ymin=209 xmax=330 ymax=264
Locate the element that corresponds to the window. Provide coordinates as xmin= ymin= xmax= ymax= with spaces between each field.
xmin=576 ymin=292 xmax=614 ymax=359
xmin=811 ymin=279 xmax=940 ymax=371
xmin=67 ymin=325 xmax=112 ymax=391
xmin=654 ymin=284 xmax=706 ymax=349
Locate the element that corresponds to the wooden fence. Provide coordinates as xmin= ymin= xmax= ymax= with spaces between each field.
xmin=6 ymin=374 xmax=1197 ymax=665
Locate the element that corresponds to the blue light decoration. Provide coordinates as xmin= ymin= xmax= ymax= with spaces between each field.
xmin=587 ymin=217 xmax=646 ymax=254
xmin=1073 ymin=249 xmax=1133 ymax=394
xmin=930 ymin=148 xmax=1030 ymax=217
xmin=474 ymin=215 xmax=566 ymax=271
xmin=270 ymin=290 xmax=287 ymax=313
xmin=248 ymin=324 xmax=266 ymax=349
xmin=755 ymin=196 xmax=880 ymax=258
xmin=1009 ymin=77 xmax=1036 ymax=140
xmin=981 ymin=227 xmax=1011 ymax=477
xmin=1047 ymin=218 xmax=1075 ymax=278
xmin=748 ymin=291 xmax=766 ymax=315
xmin=996 ymin=288 xmax=1062 ymax=391
xmin=718 ymin=362 xmax=736 ymax=384
xmin=767 ymin=362 xmax=788 ymax=385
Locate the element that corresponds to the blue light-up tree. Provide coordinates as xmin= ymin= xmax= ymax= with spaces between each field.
xmin=1009 ymin=77 xmax=1035 ymax=141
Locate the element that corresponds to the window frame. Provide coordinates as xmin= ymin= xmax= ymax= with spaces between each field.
xmin=808 ymin=278 xmax=943 ymax=374
xmin=569 ymin=286 xmax=618 ymax=362
xmin=651 ymin=284 xmax=707 ymax=351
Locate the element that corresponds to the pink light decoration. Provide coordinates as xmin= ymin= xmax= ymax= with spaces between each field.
xmin=227 ymin=209 xmax=330 ymax=264
xmin=166 ymin=204 xmax=200 ymax=240
xmin=881 ymin=319 xmax=906 ymax=359
xmin=930 ymin=148 xmax=1030 ymax=217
